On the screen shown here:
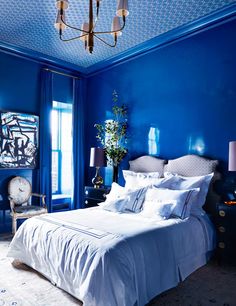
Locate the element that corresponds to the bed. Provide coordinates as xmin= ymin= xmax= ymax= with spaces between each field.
xmin=7 ymin=154 xmax=219 ymax=306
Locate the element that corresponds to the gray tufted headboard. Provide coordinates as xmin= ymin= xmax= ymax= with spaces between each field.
xmin=129 ymin=154 xmax=220 ymax=214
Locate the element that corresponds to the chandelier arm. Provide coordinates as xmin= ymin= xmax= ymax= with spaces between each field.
xmin=96 ymin=1 xmax=100 ymax=18
xmin=94 ymin=17 xmax=126 ymax=35
xmin=59 ymin=33 xmax=88 ymax=42
xmin=60 ymin=15 xmax=89 ymax=33
xmin=92 ymin=0 xmax=100 ymax=31
xmin=92 ymin=16 xmax=99 ymax=31
xmin=94 ymin=34 xmax=117 ymax=48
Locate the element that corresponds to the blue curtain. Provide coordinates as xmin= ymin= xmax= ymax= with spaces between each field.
xmin=39 ymin=70 xmax=53 ymax=212
xmin=72 ymin=78 xmax=84 ymax=209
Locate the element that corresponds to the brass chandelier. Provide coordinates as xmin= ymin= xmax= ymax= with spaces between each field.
xmin=55 ymin=0 xmax=129 ymax=54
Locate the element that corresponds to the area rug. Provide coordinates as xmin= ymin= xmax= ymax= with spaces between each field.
xmin=1 ymin=235 xmax=236 ymax=306
xmin=0 ymin=235 xmax=81 ymax=306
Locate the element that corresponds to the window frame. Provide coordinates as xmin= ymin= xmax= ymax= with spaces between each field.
xmin=51 ymin=103 xmax=72 ymax=195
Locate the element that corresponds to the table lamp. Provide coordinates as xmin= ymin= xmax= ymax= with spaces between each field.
xmin=229 ymin=141 xmax=236 ymax=172
xmin=228 ymin=141 xmax=236 ymax=202
xmin=90 ymin=147 xmax=107 ymax=188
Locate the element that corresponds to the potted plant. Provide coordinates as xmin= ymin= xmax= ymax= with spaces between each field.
xmin=94 ymin=90 xmax=128 ymax=182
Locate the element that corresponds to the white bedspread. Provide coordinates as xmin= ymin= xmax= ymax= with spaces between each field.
xmin=7 ymin=208 xmax=215 ymax=306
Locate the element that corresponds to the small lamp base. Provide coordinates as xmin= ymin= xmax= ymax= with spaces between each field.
xmin=92 ymin=167 xmax=103 ymax=188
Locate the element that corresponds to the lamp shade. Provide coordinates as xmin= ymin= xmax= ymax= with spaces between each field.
xmin=116 ymin=0 xmax=129 ymax=17
xmin=111 ymin=16 xmax=122 ymax=36
xmin=54 ymin=10 xmax=67 ymax=30
xmin=229 ymin=141 xmax=236 ymax=171
xmin=80 ymin=22 xmax=89 ymax=41
xmin=90 ymin=147 xmax=107 ymax=167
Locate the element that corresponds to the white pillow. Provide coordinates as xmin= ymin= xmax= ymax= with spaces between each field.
xmin=122 ymin=170 xmax=180 ymax=190
xmin=164 ymin=172 xmax=214 ymax=216
xmin=123 ymin=187 xmax=147 ymax=212
xmin=122 ymin=170 xmax=160 ymax=189
xmin=140 ymin=189 xmax=176 ymax=220
xmin=153 ymin=176 xmax=180 ymax=189
xmin=147 ymin=187 xmax=200 ymax=219
xmin=99 ymin=198 xmax=127 ymax=213
xmin=105 ymin=182 xmax=126 ymax=202
xmin=140 ymin=202 xmax=175 ymax=220
xmin=101 ymin=186 xmax=147 ymax=213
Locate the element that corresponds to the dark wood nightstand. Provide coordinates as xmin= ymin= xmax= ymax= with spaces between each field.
xmin=215 ymin=203 xmax=236 ymax=264
xmin=84 ymin=186 xmax=110 ymax=208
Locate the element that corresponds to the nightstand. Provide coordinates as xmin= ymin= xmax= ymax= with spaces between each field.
xmin=215 ymin=203 xmax=236 ymax=264
xmin=84 ymin=186 xmax=110 ymax=208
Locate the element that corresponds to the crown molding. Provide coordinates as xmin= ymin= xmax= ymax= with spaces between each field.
xmin=0 ymin=41 xmax=86 ymax=76
xmin=86 ymin=3 xmax=236 ymax=76
xmin=0 ymin=3 xmax=235 ymax=77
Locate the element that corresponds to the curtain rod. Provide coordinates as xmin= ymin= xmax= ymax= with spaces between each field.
xmin=43 ymin=68 xmax=80 ymax=79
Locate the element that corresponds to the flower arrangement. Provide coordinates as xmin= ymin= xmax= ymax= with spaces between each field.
xmin=94 ymin=90 xmax=128 ymax=181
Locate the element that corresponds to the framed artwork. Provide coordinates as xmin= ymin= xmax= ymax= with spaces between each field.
xmin=0 ymin=111 xmax=39 ymax=169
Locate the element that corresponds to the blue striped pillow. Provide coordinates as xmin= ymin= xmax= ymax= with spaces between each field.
xmin=123 ymin=187 xmax=148 ymax=212
xmin=100 ymin=187 xmax=147 ymax=213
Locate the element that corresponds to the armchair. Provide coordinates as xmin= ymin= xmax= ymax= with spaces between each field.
xmin=8 ymin=176 xmax=47 ymax=234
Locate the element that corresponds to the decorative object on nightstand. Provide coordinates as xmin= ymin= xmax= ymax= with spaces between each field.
xmin=90 ymin=147 xmax=107 ymax=188
xmin=215 ymin=202 xmax=236 ymax=265
xmin=94 ymin=90 xmax=128 ymax=183
xmin=84 ymin=186 xmax=110 ymax=208
xmin=8 ymin=176 xmax=47 ymax=234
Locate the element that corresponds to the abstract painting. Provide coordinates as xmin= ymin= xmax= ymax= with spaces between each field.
xmin=0 ymin=112 xmax=39 ymax=169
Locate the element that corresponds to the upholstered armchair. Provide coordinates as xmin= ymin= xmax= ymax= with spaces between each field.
xmin=8 ymin=176 xmax=47 ymax=234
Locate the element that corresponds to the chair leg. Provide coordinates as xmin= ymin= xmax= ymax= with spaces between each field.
xmin=12 ymin=218 xmax=17 ymax=235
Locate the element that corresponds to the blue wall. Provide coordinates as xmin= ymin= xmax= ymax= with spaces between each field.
xmin=0 ymin=52 xmax=73 ymax=232
xmin=0 ymin=52 xmax=42 ymax=231
xmin=1 ymin=16 xmax=236 ymax=232
xmin=85 ymin=18 xmax=236 ymax=186
xmin=0 ymin=54 xmax=41 ymax=186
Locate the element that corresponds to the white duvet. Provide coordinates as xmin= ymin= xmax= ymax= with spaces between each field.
xmin=7 ymin=207 xmax=215 ymax=306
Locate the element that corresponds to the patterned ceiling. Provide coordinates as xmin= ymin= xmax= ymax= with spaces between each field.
xmin=0 ymin=0 xmax=235 ymax=69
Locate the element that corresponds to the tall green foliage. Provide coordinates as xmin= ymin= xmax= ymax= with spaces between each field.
xmin=94 ymin=91 xmax=128 ymax=166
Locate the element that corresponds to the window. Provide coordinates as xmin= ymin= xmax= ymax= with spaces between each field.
xmin=51 ymin=101 xmax=73 ymax=196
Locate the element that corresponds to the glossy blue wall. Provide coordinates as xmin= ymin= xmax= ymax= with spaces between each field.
xmin=0 ymin=52 xmax=42 ymax=231
xmin=0 ymin=52 xmax=73 ymax=232
xmin=85 ymin=18 xmax=236 ymax=186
